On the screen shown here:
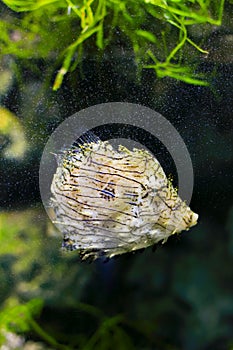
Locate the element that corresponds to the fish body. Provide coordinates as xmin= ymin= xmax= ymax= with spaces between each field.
xmin=51 ymin=140 xmax=198 ymax=260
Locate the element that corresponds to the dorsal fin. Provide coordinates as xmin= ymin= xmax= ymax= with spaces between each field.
xmin=72 ymin=130 xmax=101 ymax=150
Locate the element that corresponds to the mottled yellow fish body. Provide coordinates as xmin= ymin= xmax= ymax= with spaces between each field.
xmin=51 ymin=140 xmax=198 ymax=260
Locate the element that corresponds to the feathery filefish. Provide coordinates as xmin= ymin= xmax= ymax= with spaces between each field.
xmin=50 ymin=135 xmax=198 ymax=260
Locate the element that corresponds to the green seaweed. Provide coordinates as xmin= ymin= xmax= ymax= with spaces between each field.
xmin=0 ymin=296 xmax=133 ymax=350
xmin=1 ymin=0 xmax=225 ymax=89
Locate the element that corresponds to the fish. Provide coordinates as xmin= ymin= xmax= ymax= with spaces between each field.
xmin=50 ymin=137 xmax=198 ymax=260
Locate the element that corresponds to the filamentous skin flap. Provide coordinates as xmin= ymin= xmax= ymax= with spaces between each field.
xmin=50 ymin=140 xmax=198 ymax=260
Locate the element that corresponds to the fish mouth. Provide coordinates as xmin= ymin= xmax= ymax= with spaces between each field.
xmin=190 ymin=212 xmax=199 ymax=227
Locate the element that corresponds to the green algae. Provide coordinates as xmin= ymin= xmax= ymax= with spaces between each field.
xmin=1 ymin=0 xmax=226 ymax=90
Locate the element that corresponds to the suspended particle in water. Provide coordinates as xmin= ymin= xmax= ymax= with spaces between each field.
xmin=50 ymin=137 xmax=198 ymax=260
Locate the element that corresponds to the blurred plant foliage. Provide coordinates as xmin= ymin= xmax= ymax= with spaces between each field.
xmin=0 ymin=209 xmax=145 ymax=349
xmin=0 ymin=208 xmax=86 ymax=348
xmin=0 ymin=297 xmax=135 ymax=349
xmin=0 ymin=298 xmax=42 ymax=343
xmin=0 ymin=107 xmax=27 ymax=160
xmin=1 ymin=0 xmax=225 ymax=90
xmin=0 ymin=208 xmax=93 ymax=304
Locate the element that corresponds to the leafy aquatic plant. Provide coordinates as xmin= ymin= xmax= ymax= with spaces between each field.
xmin=0 ymin=298 xmax=43 ymax=345
xmin=0 ymin=297 xmax=135 ymax=349
xmin=1 ymin=0 xmax=225 ymax=89
xmin=0 ymin=209 xmax=136 ymax=349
